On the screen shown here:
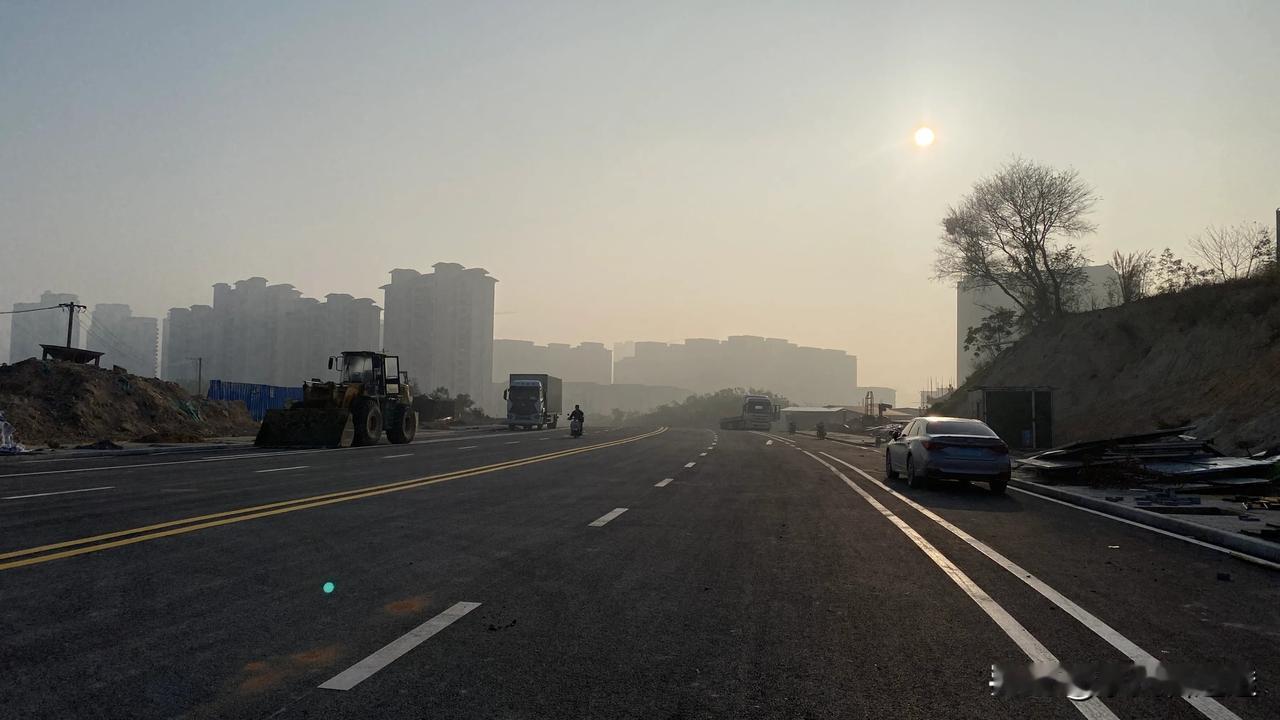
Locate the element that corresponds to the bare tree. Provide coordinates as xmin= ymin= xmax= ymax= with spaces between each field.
xmin=1106 ymin=250 xmax=1153 ymax=304
xmin=1189 ymin=222 xmax=1275 ymax=281
xmin=934 ymin=157 xmax=1097 ymax=325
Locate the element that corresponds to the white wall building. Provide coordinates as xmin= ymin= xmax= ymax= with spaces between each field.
xmin=956 ymin=264 xmax=1118 ymax=384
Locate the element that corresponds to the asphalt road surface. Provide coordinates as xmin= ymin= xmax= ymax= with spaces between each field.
xmin=1 ymin=426 xmax=1275 ymax=719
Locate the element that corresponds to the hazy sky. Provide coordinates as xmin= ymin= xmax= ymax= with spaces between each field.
xmin=3 ymin=1 xmax=1277 ymax=400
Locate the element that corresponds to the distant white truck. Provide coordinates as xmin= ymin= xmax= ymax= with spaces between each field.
xmin=720 ymin=394 xmax=779 ymax=430
xmin=504 ymin=373 xmax=563 ymax=430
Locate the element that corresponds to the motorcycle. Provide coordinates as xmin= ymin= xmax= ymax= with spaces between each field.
xmin=788 ymin=421 xmax=797 ymax=434
xmin=570 ymin=417 xmax=583 ymax=438
xmin=815 ymin=423 xmax=827 ymax=440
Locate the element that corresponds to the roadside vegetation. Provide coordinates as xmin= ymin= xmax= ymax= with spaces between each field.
xmin=622 ymin=388 xmax=789 ymax=428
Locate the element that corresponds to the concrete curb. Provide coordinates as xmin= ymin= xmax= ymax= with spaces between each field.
xmin=1010 ymin=478 xmax=1280 ymax=565
xmin=798 ymin=431 xmax=880 ymax=451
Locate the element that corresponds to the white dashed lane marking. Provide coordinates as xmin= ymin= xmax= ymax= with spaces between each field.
xmin=589 ymin=508 xmax=628 ymax=527
xmin=319 ymin=601 xmax=481 ymax=691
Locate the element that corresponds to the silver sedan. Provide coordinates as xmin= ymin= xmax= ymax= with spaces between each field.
xmin=885 ymin=416 xmax=1011 ymax=493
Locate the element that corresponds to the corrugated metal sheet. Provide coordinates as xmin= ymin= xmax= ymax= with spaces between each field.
xmin=206 ymin=380 xmax=303 ymax=421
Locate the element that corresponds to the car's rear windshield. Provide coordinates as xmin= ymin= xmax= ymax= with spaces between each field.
xmin=926 ymin=420 xmax=997 ymax=436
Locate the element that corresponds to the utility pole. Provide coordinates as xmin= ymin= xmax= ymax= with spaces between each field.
xmin=1275 ymin=207 xmax=1279 ymax=267
xmin=187 ymin=357 xmax=203 ymax=397
xmin=58 ymin=302 xmax=86 ymax=347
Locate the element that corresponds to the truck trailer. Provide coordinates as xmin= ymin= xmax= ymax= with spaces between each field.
xmin=504 ymin=373 xmax=563 ymax=430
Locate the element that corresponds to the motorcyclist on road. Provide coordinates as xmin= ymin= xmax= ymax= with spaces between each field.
xmin=569 ymin=405 xmax=585 ymax=428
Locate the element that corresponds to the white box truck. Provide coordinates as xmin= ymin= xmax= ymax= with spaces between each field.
xmin=504 ymin=374 xmax=563 ymax=430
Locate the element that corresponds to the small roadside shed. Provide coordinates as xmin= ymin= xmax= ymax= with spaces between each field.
xmin=963 ymin=386 xmax=1054 ymax=450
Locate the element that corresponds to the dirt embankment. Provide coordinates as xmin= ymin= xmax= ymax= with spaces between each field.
xmin=940 ymin=277 xmax=1280 ymax=454
xmin=0 ymin=359 xmax=258 ymax=447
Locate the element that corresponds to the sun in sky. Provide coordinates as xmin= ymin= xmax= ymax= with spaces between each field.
xmin=914 ymin=126 xmax=935 ymax=147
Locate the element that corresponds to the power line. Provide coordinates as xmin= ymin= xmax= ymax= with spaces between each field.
xmin=83 ymin=323 xmax=153 ymax=372
xmin=0 ymin=305 xmax=63 ymax=315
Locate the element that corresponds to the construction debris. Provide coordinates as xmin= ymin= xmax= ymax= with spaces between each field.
xmin=0 ymin=410 xmax=28 ymax=455
xmin=1017 ymin=427 xmax=1279 ymax=489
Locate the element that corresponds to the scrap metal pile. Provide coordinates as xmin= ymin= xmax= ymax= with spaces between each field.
xmin=1017 ymin=426 xmax=1279 ymax=491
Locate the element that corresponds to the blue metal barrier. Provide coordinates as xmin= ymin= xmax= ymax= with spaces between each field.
xmin=206 ymin=380 xmax=304 ymax=421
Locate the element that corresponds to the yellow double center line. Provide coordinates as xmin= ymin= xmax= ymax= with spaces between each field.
xmin=0 ymin=427 xmax=668 ymax=572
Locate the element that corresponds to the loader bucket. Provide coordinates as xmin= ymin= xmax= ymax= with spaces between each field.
xmin=254 ymin=408 xmax=354 ymax=448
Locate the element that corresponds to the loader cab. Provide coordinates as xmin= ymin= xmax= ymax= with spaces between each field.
xmin=329 ymin=352 xmax=402 ymax=397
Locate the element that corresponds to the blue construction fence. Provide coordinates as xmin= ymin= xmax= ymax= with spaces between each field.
xmin=206 ymin=380 xmax=304 ymax=421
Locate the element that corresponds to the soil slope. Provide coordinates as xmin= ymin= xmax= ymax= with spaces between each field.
xmin=941 ymin=277 xmax=1280 ymax=453
xmin=0 ymin=359 xmax=257 ymax=447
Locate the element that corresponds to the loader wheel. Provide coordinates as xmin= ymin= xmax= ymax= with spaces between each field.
xmin=387 ymin=404 xmax=417 ymax=444
xmin=352 ymin=399 xmax=383 ymax=446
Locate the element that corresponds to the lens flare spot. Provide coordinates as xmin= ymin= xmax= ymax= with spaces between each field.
xmin=322 ymin=581 xmax=335 ymax=594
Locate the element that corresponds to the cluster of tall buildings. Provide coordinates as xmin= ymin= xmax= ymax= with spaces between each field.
xmin=11 ymin=262 xmax=868 ymax=413
xmin=162 ymin=278 xmax=382 ymax=389
xmin=491 ymin=334 xmax=860 ymax=408
xmin=612 ymin=336 xmax=858 ymax=406
xmin=492 ymin=340 xmax=612 ymax=386
xmin=7 ymin=292 xmax=158 ymax=376
xmin=162 ymin=263 xmax=497 ymax=399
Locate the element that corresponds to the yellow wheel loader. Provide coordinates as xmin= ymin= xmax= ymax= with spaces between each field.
xmin=254 ymin=351 xmax=417 ymax=448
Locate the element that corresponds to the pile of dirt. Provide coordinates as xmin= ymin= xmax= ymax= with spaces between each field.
xmin=0 ymin=359 xmax=258 ymax=448
xmin=941 ymin=276 xmax=1280 ymax=454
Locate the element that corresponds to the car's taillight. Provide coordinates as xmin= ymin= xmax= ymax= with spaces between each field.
xmin=922 ymin=440 xmax=941 ymax=450
xmin=991 ymin=443 xmax=1009 ymax=454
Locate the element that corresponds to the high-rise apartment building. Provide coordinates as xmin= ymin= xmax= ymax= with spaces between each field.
xmin=8 ymin=291 xmax=82 ymax=363
xmin=86 ymin=304 xmax=159 ymax=376
xmin=382 ymin=263 xmax=496 ymax=401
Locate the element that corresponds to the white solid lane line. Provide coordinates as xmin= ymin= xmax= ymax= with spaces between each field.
xmin=655 ymin=478 xmax=673 ymax=487
xmin=255 ymin=466 xmax=308 ymax=473
xmin=381 ymin=453 xmax=413 ymax=459
xmin=819 ymin=451 xmax=1243 ymax=720
xmin=319 ymin=601 xmax=481 ymax=691
xmin=456 ymin=446 xmax=478 ymax=450
xmin=505 ymin=441 xmax=520 ymax=445
xmin=2 ymin=486 xmax=114 ymax=500
xmin=803 ymin=451 xmax=1118 ymax=720
xmin=589 ymin=508 xmax=628 ymax=527
xmin=684 ymin=462 xmax=696 ymax=468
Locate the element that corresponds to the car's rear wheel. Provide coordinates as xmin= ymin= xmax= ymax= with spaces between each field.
xmin=990 ymin=473 xmax=1009 ymax=495
xmin=906 ymin=455 xmax=927 ymax=489
xmin=884 ymin=452 xmax=899 ymax=480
